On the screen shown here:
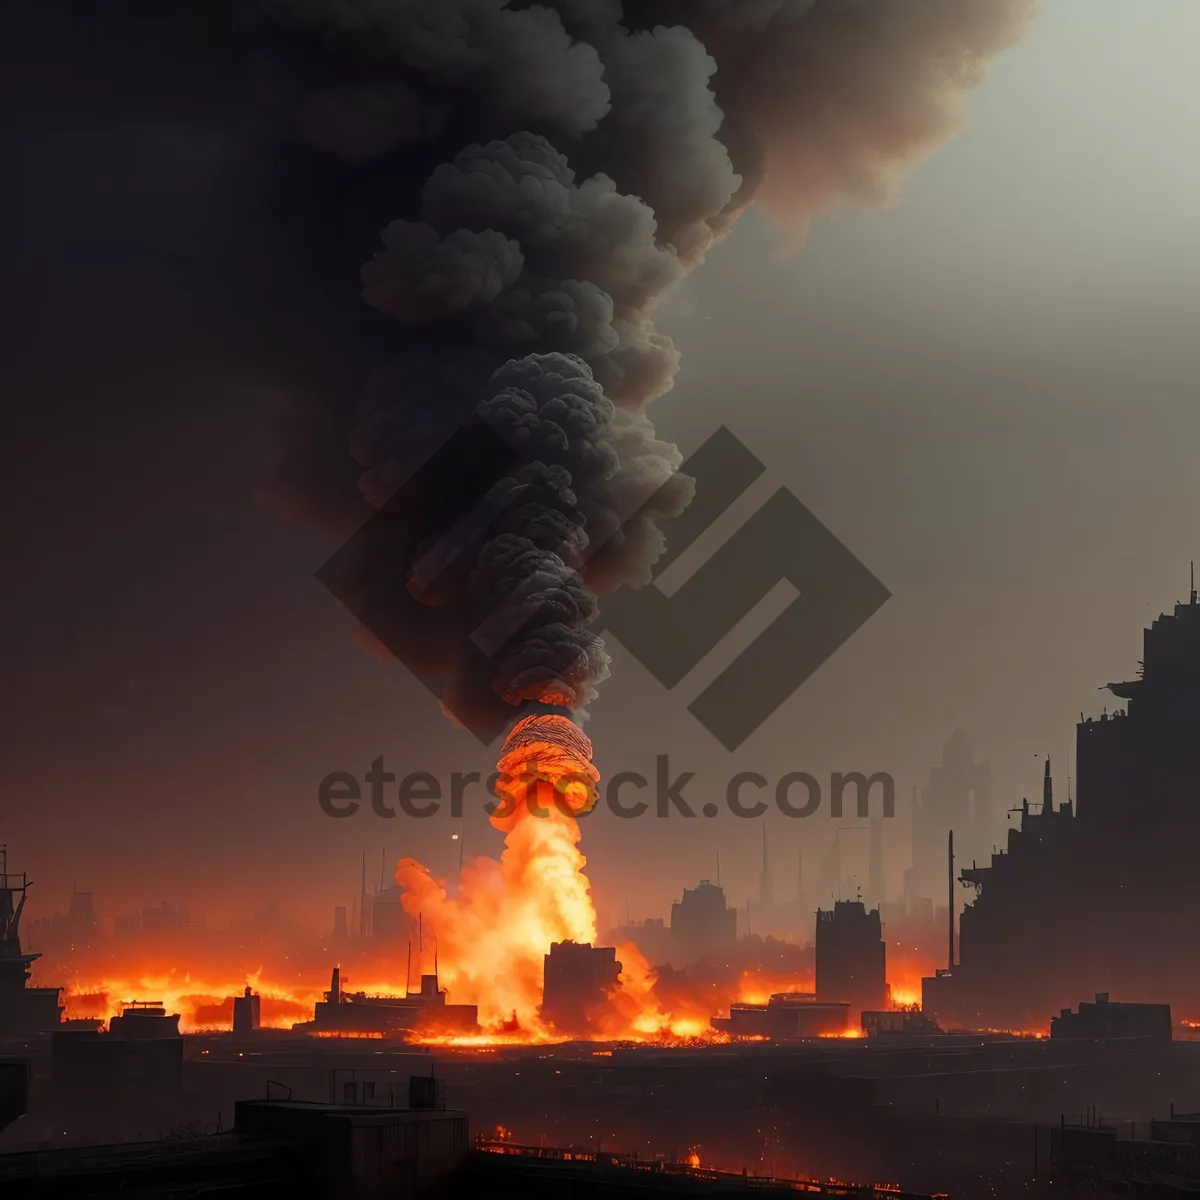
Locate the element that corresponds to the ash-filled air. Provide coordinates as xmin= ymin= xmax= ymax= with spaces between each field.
xmin=257 ymin=0 xmax=1041 ymax=735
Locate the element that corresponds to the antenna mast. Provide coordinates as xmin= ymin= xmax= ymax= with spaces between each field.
xmin=947 ymin=830 xmax=955 ymax=971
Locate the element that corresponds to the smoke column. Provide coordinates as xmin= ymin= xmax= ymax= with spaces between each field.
xmin=257 ymin=0 xmax=1041 ymax=736
xmin=237 ymin=0 xmax=1041 ymax=1035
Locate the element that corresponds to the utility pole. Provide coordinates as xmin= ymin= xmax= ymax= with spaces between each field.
xmin=947 ymin=830 xmax=955 ymax=971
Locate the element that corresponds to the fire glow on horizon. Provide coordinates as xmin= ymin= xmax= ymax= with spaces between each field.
xmin=59 ymin=954 xmax=942 ymax=1041
xmin=57 ymin=718 xmax=946 ymax=1044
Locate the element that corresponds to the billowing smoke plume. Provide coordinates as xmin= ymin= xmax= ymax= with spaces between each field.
xmin=257 ymin=0 xmax=1039 ymax=735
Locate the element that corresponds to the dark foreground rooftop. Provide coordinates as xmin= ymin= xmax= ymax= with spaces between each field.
xmin=0 ymin=1100 xmax=469 ymax=1198
xmin=0 ymin=1133 xmax=299 ymax=1197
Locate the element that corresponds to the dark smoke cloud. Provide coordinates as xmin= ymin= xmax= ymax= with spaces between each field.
xmin=251 ymin=0 xmax=1039 ymax=735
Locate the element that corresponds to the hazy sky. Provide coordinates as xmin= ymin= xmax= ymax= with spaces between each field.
xmin=3 ymin=1 xmax=1198 ymax=929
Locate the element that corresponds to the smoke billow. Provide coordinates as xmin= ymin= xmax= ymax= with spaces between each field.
xmin=255 ymin=0 xmax=1039 ymax=735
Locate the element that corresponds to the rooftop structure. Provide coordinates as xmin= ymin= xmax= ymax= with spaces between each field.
xmin=1051 ymin=993 xmax=1172 ymax=1041
xmin=712 ymin=992 xmax=852 ymax=1039
xmin=298 ymin=965 xmax=478 ymax=1038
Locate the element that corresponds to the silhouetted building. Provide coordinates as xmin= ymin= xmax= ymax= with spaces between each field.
xmin=910 ymin=732 xmax=992 ymax=905
xmin=609 ymin=915 xmax=670 ymax=966
xmin=670 ymin=881 xmax=737 ymax=965
xmin=109 ymin=1000 xmax=182 ymax=1038
xmin=868 ymin=816 xmax=885 ymax=910
xmin=51 ymin=1025 xmax=184 ymax=1093
xmin=66 ymin=889 xmax=95 ymax=942
xmin=234 ymin=1099 xmax=468 ymax=1197
xmin=301 ymin=965 xmax=478 ymax=1037
xmin=141 ymin=900 xmax=188 ymax=934
xmin=332 ymin=905 xmax=349 ymax=942
xmin=712 ymin=993 xmax=851 ymax=1039
xmin=924 ymin=591 xmax=1200 ymax=1029
xmin=861 ymin=1008 xmax=942 ymax=1037
xmin=0 ymin=1100 xmax=469 ymax=1198
xmin=234 ymin=986 xmax=261 ymax=1034
xmin=817 ymin=833 xmax=841 ymax=905
xmin=1051 ymin=993 xmax=1172 ymax=1041
xmin=0 ymin=848 xmax=63 ymax=1037
xmin=541 ymin=941 xmax=620 ymax=1035
xmin=52 ymin=1002 xmax=184 ymax=1096
xmin=815 ymin=901 xmax=887 ymax=1020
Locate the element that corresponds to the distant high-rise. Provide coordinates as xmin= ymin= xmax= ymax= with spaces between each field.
xmin=912 ymin=731 xmax=991 ymax=902
xmin=670 ymin=881 xmax=737 ymax=965
xmin=67 ymin=890 xmax=94 ymax=927
xmin=66 ymin=889 xmax=97 ymax=947
xmin=868 ymin=816 xmax=884 ymax=910
xmin=817 ymin=832 xmax=842 ymax=904
xmin=758 ymin=825 xmax=774 ymax=915
xmin=332 ymin=905 xmax=349 ymax=942
xmin=141 ymin=901 xmax=187 ymax=934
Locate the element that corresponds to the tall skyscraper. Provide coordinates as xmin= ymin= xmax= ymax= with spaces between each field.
xmin=758 ymin=824 xmax=774 ymax=915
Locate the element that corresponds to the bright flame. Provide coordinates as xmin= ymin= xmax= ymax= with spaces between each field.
xmin=734 ymin=970 xmax=815 ymax=1006
xmin=61 ymin=963 xmax=416 ymax=1034
xmin=394 ymin=714 xmax=692 ymax=1040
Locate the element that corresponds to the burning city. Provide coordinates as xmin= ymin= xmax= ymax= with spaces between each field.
xmin=10 ymin=589 xmax=1200 ymax=1197
xmin=7 ymin=0 xmax=1200 ymax=1197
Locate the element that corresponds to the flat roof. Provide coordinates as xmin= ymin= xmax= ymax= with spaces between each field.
xmin=236 ymin=1098 xmax=467 ymax=1120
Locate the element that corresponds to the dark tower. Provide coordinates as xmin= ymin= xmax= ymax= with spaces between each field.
xmin=0 ymin=847 xmax=63 ymax=1037
xmin=947 ymin=830 xmax=955 ymax=971
xmin=541 ymin=941 xmax=621 ymax=1036
xmin=233 ymin=986 xmax=261 ymax=1034
xmin=815 ymin=900 xmax=887 ymax=1021
xmin=332 ymin=905 xmax=349 ymax=942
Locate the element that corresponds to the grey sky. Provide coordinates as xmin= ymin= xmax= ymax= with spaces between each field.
xmin=586 ymin=0 xmax=1200 ymax=914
